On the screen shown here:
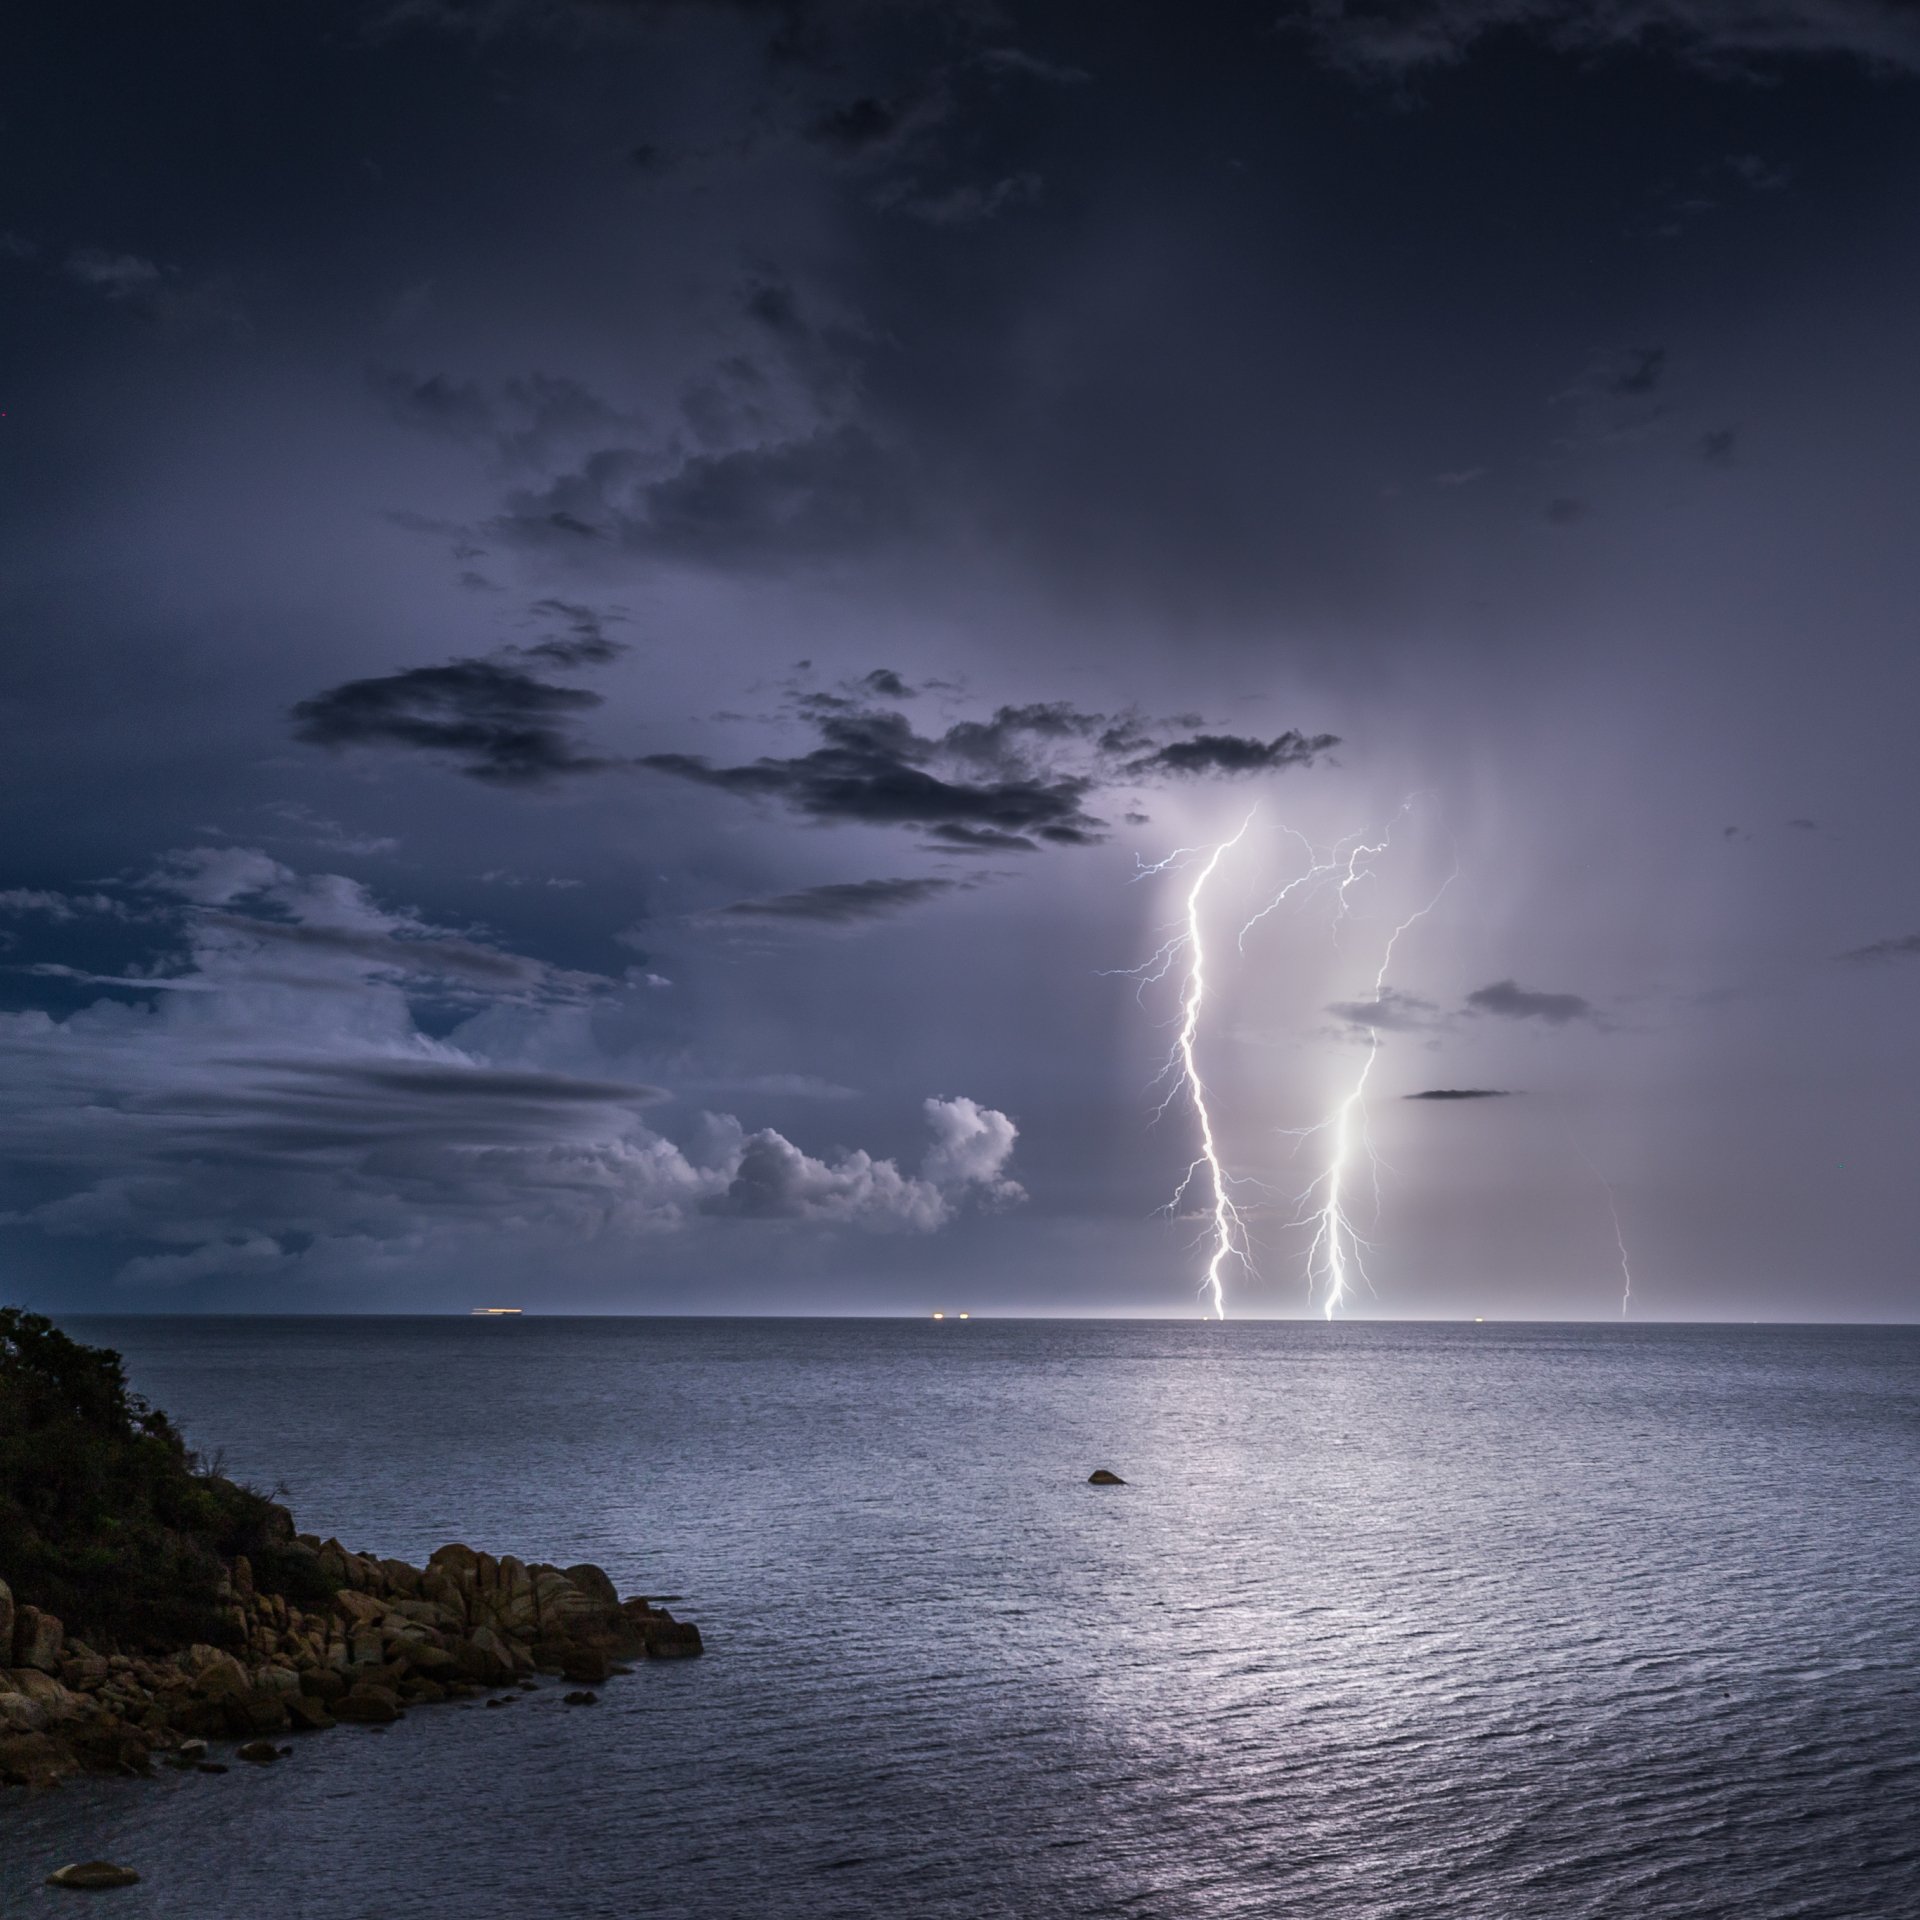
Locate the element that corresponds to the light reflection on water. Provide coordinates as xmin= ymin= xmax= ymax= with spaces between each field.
xmin=5 ymin=1318 xmax=1918 ymax=1918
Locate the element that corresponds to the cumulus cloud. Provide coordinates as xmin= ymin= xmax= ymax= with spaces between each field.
xmin=919 ymin=1094 xmax=1026 ymax=1207
xmin=702 ymin=1094 xmax=1022 ymax=1225
xmin=0 ymin=848 xmax=1024 ymax=1279
xmin=1464 ymin=978 xmax=1596 ymax=1024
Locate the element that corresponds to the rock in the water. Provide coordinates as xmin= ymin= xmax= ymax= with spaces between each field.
xmin=1087 ymin=1469 xmax=1126 ymax=1485
xmin=236 ymin=1739 xmax=279 ymax=1764
xmin=284 ymin=1694 xmax=335 ymax=1733
xmin=0 ymin=1730 xmax=76 ymax=1788
xmin=224 ymin=1690 xmax=290 ymax=1738
xmin=561 ymin=1648 xmax=609 ymax=1685
xmin=563 ymin=1564 xmax=620 ymax=1609
xmin=562 ymin=1690 xmax=599 ymax=1706
xmin=46 ymin=1862 xmax=141 ymax=1889
xmin=333 ymin=1684 xmax=402 ymax=1724
xmin=641 ymin=1616 xmax=703 ymax=1659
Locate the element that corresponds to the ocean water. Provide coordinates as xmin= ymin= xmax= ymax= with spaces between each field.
xmin=5 ymin=1317 xmax=1919 ymax=1919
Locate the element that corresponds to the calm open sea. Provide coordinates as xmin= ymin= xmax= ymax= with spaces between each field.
xmin=5 ymin=1318 xmax=1918 ymax=1918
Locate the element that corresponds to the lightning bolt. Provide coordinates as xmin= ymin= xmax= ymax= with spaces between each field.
xmin=1249 ymin=810 xmax=1456 ymax=1319
xmin=1117 ymin=801 xmax=1452 ymax=1320
xmin=1604 ymin=1181 xmax=1634 ymax=1318
xmin=1108 ymin=811 xmax=1258 ymax=1318
xmin=1561 ymin=1115 xmax=1635 ymax=1317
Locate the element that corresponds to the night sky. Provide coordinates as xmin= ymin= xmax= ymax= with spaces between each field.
xmin=4 ymin=0 xmax=1918 ymax=1317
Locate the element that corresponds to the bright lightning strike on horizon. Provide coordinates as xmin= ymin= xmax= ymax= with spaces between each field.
xmin=1106 ymin=811 xmax=1259 ymax=1318
xmin=1114 ymin=802 xmax=1453 ymax=1320
xmin=1605 ymin=1182 xmax=1634 ymax=1318
xmin=1258 ymin=814 xmax=1457 ymax=1319
xmin=1562 ymin=1115 xmax=1636 ymax=1317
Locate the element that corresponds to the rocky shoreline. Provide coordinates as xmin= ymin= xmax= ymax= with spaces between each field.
xmin=0 ymin=1526 xmax=701 ymax=1792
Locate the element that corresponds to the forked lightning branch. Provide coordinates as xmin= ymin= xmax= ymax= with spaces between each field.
xmin=1111 ymin=804 xmax=1453 ymax=1320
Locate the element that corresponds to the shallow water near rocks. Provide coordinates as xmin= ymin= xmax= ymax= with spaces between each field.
xmin=5 ymin=1317 xmax=1919 ymax=1919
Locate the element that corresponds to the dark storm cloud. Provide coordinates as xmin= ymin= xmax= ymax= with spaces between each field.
xmin=290 ymin=660 xmax=610 ymax=786
xmin=198 ymin=913 xmax=553 ymax=990
xmin=1840 ymin=932 xmax=1920 ymax=962
xmin=1465 ymin=979 xmax=1597 ymax=1025
xmin=519 ymin=599 xmax=629 ymax=666
xmin=921 ymin=824 xmax=1044 ymax=853
xmin=284 ymin=647 xmax=1331 ymax=843
xmin=1614 ymin=347 xmax=1667 ymax=396
xmin=1129 ymin=730 xmax=1340 ymax=778
xmin=1700 ymin=427 xmax=1739 ymax=466
xmin=861 ymin=669 xmax=913 ymax=698
xmin=643 ymin=745 xmax=1104 ymax=844
xmin=496 ymin=426 xmax=905 ymax=565
xmin=807 ymin=95 xmax=913 ymax=156
xmin=1284 ymin=0 xmax=1920 ymax=78
xmin=942 ymin=702 xmax=1107 ymax=770
xmin=642 ymin=692 xmax=1337 ymax=846
xmin=641 ymin=697 xmax=1110 ymax=842
xmin=261 ymin=1058 xmax=668 ymax=1106
xmin=711 ymin=877 xmax=964 ymax=924
xmin=372 ymin=368 xmax=644 ymax=470
xmin=1404 ymin=1087 xmax=1512 ymax=1100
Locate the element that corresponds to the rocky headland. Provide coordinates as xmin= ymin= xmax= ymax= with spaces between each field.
xmin=0 ymin=1309 xmax=700 ymax=1792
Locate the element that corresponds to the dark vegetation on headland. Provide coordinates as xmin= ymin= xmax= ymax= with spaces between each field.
xmin=0 ymin=1307 xmax=320 ymax=1648
xmin=0 ymin=1309 xmax=701 ymax=1791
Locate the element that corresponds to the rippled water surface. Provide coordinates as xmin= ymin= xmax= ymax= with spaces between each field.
xmin=6 ymin=1318 xmax=1919 ymax=1918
